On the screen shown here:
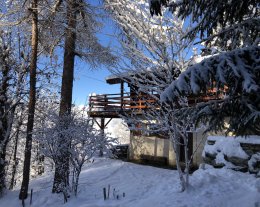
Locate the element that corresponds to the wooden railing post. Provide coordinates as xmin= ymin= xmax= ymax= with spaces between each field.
xmin=120 ymin=81 xmax=124 ymax=109
xmin=138 ymin=94 xmax=142 ymax=112
xmin=89 ymin=96 xmax=92 ymax=110
xmin=104 ymin=95 xmax=107 ymax=111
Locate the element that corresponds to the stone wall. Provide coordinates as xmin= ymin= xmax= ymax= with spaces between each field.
xmin=203 ymin=136 xmax=260 ymax=176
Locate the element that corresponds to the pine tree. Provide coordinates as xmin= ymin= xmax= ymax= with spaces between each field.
xmin=51 ymin=0 xmax=116 ymax=194
xmin=151 ymin=0 xmax=260 ymax=135
xmin=19 ymin=0 xmax=39 ymax=200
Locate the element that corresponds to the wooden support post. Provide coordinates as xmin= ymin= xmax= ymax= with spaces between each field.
xmin=120 ymin=81 xmax=124 ymax=109
xmin=105 ymin=118 xmax=112 ymax=128
xmin=94 ymin=118 xmax=112 ymax=129
xmin=99 ymin=118 xmax=105 ymax=157
xmin=89 ymin=96 xmax=92 ymax=110
xmin=101 ymin=118 xmax=105 ymax=133
xmin=93 ymin=118 xmax=101 ymax=129
xmin=104 ymin=95 xmax=107 ymax=111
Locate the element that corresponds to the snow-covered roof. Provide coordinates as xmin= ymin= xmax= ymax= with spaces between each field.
xmin=106 ymin=71 xmax=133 ymax=84
xmin=106 ymin=68 xmax=154 ymax=85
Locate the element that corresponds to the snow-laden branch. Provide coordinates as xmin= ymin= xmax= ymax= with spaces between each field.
xmin=161 ymin=46 xmax=260 ymax=102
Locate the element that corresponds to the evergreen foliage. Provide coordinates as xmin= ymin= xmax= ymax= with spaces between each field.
xmin=151 ymin=0 xmax=260 ymax=135
xmin=162 ymin=46 xmax=260 ymax=135
xmin=150 ymin=0 xmax=259 ymax=50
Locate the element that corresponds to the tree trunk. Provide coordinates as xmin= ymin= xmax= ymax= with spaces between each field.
xmin=52 ymin=0 xmax=76 ymax=193
xmin=59 ymin=1 xmax=76 ymax=117
xmin=183 ymin=131 xmax=190 ymax=189
xmin=36 ymin=142 xmax=45 ymax=175
xmin=9 ymin=115 xmax=23 ymax=190
xmin=0 ymin=35 xmax=14 ymax=195
xmin=0 ymin=54 xmax=9 ymax=195
xmin=74 ymin=170 xmax=80 ymax=196
xmin=171 ymin=126 xmax=186 ymax=192
xmin=19 ymin=0 xmax=38 ymax=199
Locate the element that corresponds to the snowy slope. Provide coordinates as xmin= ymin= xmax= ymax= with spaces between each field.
xmin=1 ymin=158 xmax=259 ymax=207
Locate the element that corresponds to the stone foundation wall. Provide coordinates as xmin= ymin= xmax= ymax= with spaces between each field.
xmin=203 ymin=136 xmax=260 ymax=176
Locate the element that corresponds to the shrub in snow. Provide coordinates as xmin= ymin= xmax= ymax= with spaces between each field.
xmin=35 ymin=107 xmax=116 ymax=195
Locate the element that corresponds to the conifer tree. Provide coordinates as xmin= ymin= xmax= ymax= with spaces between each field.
xmin=51 ymin=0 xmax=116 ymax=194
xmin=151 ymin=0 xmax=259 ymax=135
xmin=19 ymin=0 xmax=39 ymax=200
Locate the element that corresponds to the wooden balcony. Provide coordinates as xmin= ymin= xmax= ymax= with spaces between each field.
xmin=88 ymin=93 xmax=157 ymax=118
xmin=88 ymin=89 xmax=225 ymax=118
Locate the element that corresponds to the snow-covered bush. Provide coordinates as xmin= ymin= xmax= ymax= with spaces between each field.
xmin=35 ymin=107 xmax=116 ymax=195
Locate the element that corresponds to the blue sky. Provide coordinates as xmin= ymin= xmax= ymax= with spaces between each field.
xmin=71 ymin=1 xmax=201 ymax=106
xmin=72 ymin=2 xmax=121 ymax=106
xmin=72 ymin=63 xmax=121 ymax=106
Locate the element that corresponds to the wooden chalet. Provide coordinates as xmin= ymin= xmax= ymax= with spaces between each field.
xmin=88 ymin=74 xmax=225 ymax=168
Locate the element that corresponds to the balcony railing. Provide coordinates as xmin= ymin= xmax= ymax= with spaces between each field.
xmin=88 ymin=89 xmax=225 ymax=118
xmin=89 ymin=93 xmax=157 ymax=112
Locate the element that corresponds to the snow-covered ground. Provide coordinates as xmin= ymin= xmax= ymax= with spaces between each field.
xmin=1 ymin=158 xmax=259 ymax=207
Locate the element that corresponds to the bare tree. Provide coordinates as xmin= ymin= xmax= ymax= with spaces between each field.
xmin=104 ymin=0 xmax=195 ymax=191
xmin=0 ymin=33 xmax=17 ymax=195
xmin=0 ymin=29 xmax=28 ymax=195
xmin=0 ymin=0 xmax=75 ymax=198
xmin=9 ymin=106 xmax=26 ymax=190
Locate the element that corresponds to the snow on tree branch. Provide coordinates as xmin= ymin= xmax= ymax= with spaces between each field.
xmin=161 ymin=46 xmax=260 ymax=102
xmin=161 ymin=46 xmax=260 ymax=135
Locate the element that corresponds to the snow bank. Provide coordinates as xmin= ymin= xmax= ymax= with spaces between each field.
xmin=1 ymin=158 xmax=259 ymax=207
